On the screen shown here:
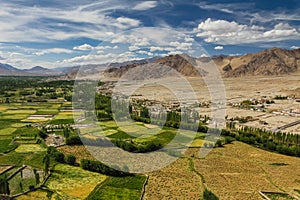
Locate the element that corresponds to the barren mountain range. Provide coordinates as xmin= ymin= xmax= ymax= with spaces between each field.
xmin=103 ymin=47 xmax=300 ymax=78
xmin=1 ymin=47 xmax=300 ymax=78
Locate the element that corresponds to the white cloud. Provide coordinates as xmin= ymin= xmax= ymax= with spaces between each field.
xmin=169 ymin=42 xmax=193 ymax=50
xmin=184 ymin=37 xmax=195 ymax=42
xmin=129 ymin=46 xmax=139 ymax=51
xmin=291 ymin=46 xmax=300 ymax=49
xmin=168 ymin=50 xmax=183 ymax=55
xmin=132 ymin=1 xmax=158 ymax=11
xmin=0 ymin=2 xmax=140 ymax=43
xmin=60 ymin=51 xmax=143 ymax=66
xmin=214 ymin=46 xmax=224 ymax=50
xmin=95 ymin=45 xmax=118 ymax=50
xmin=115 ymin=17 xmax=141 ymax=29
xmin=196 ymin=18 xmax=300 ymax=45
xmin=34 ymin=48 xmax=73 ymax=56
xmin=73 ymin=44 xmax=94 ymax=51
xmin=150 ymin=46 xmax=164 ymax=52
xmin=111 ymin=35 xmax=150 ymax=46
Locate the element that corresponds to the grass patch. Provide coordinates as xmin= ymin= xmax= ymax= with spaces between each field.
xmin=0 ymin=120 xmax=15 ymax=128
xmin=0 ymin=128 xmax=16 ymax=135
xmin=1 ymin=114 xmax=29 ymax=120
xmin=35 ymin=109 xmax=58 ymax=115
xmin=108 ymin=131 xmax=136 ymax=139
xmin=48 ymin=118 xmax=74 ymax=125
xmin=11 ymin=123 xmax=31 ymax=128
xmin=8 ymin=170 xmax=36 ymax=195
xmin=0 ymin=138 xmax=18 ymax=153
xmin=15 ymin=189 xmax=50 ymax=200
xmin=87 ymin=175 xmax=146 ymax=200
xmin=15 ymin=144 xmax=46 ymax=153
xmin=46 ymin=164 xmax=107 ymax=199
xmin=98 ymin=121 xmax=118 ymax=128
xmin=0 ymin=151 xmax=49 ymax=169
xmin=54 ymin=112 xmax=74 ymax=119
xmin=13 ymin=127 xmax=39 ymax=137
xmin=3 ymin=109 xmax=36 ymax=115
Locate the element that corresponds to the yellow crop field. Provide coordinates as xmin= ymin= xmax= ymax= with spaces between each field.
xmin=46 ymin=164 xmax=107 ymax=199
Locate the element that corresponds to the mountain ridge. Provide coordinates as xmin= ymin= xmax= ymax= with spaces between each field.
xmin=1 ymin=47 xmax=299 ymax=77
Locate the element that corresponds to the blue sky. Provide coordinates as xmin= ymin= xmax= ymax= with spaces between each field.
xmin=0 ymin=0 xmax=300 ymax=69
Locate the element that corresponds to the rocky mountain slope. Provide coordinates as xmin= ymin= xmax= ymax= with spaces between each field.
xmin=215 ymin=48 xmax=300 ymax=77
xmin=1 ymin=47 xmax=299 ymax=78
xmin=102 ymin=48 xmax=300 ymax=79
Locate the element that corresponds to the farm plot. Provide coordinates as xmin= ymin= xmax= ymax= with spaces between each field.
xmin=0 ymin=165 xmax=14 ymax=175
xmin=0 ymin=128 xmax=16 ymax=136
xmin=12 ymin=127 xmax=39 ymax=137
xmin=15 ymin=189 xmax=50 ymax=200
xmin=0 ymin=105 xmax=9 ymax=111
xmin=0 ymin=137 xmax=18 ymax=153
xmin=22 ymin=115 xmax=53 ymax=123
xmin=143 ymin=158 xmax=203 ymax=200
xmin=15 ymin=144 xmax=46 ymax=153
xmin=87 ymin=175 xmax=146 ymax=200
xmin=54 ymin=112 xmax=74 ymax=119
xmin=1 ymin=114 xmax=29 ymax=120
xmin=35 ymin=109 xmax=59 ymax=115
xmin=0 ymin=151 xmax=47 ymax=169
xmin=3 ymin=110 xmax=36 ymax=115
xmin=57 ymin=145 xmax=96 ymax=163
xmin=48 ymin=112 xmax=76 ymax=124
xmin=8 ymin=167 xmax=40 ymax=195
xmin=193 ymin=141 xmax=300 ymax=199
xmin=10 ymin=123 xmax=31 ymax=128
xmin=46 ymin=164 xmax=107 ymax=199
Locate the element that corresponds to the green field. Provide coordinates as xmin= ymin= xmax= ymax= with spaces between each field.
xmin=8 ymin=168 xmax=37 ymax=195
xmin=0 ymin=151 xmax=48 ymax=169
xmin=87 ymin=175 xmax=146 ymax=200
xmin=35 ymin=109 xmax=59 ymax=115
xmin=0 ymin=138 xmax=18 ymax=153
xmin=46 ymin=164 xmax=107 ymax=199
xmin=15 ymin=144 xmax=46 ymax=153
xmin=0 ymin=128 xmax=16 ymax=135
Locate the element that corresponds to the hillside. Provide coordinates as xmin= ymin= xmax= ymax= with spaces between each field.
xmin=215 ymin=48 xmax=300 ymax=77
xmin=1 ymin=47 xmax=300 ymax=78
xmin=101 ymin=48 xmax=300 ymax=79
xmin=0 ymin=64 xmax=65 ymax=76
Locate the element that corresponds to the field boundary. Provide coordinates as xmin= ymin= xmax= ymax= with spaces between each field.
xmin=86 ymin=177 xmax=111 ymax=200
xmin=259 ymin=191 xmax=300 ymax=200
xmin=9 ymin=170 xmax=52 ymax=199
xmin=139 ymin=174 xmax=149 ymax=200
xmin=7 ymin=165 xmax=27 ymax=181
xmin=0 ymin=164 xmax=15 ymax=176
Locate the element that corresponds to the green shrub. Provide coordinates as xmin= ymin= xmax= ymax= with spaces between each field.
xmin=65 ymin=154 xmax=76 ymax=165
xmin=203 ymin=188 xmax=219 ymax=200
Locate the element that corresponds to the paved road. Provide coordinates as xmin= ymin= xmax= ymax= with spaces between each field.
xmin=273 ymin=120 xmax=300 ymax=132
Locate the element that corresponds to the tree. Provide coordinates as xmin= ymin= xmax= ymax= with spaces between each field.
xmin=39 ymin=130 xmax=48 ymax=139
xmin=19 ymin=182 xmax=23 ymax=192
xmin=203 ymin=188 xmax=219 ymax=200
xmin=63 ymin=127 xmax=70 ymax=138
xmin=33 ymin=169 xmax=40 ymax=186
xmin=53 ymin=152 xmax=65 ymax=163
xmin=0 ymin=174 xmax=10 ymax=195
xmin=43 ymin=154 xmax=50 ymax=176
xmin=66 ymin=136 xmax=82 ymax=145
xmin=225 ymin=137 xmax=234 ymax=144
xmin=5 ymin=98 xmax=9 ymax=104
xmin=215 ymin=140 xmax=223 ymax=148
xmin=66 ymin=154 xmax=76 ymax=165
